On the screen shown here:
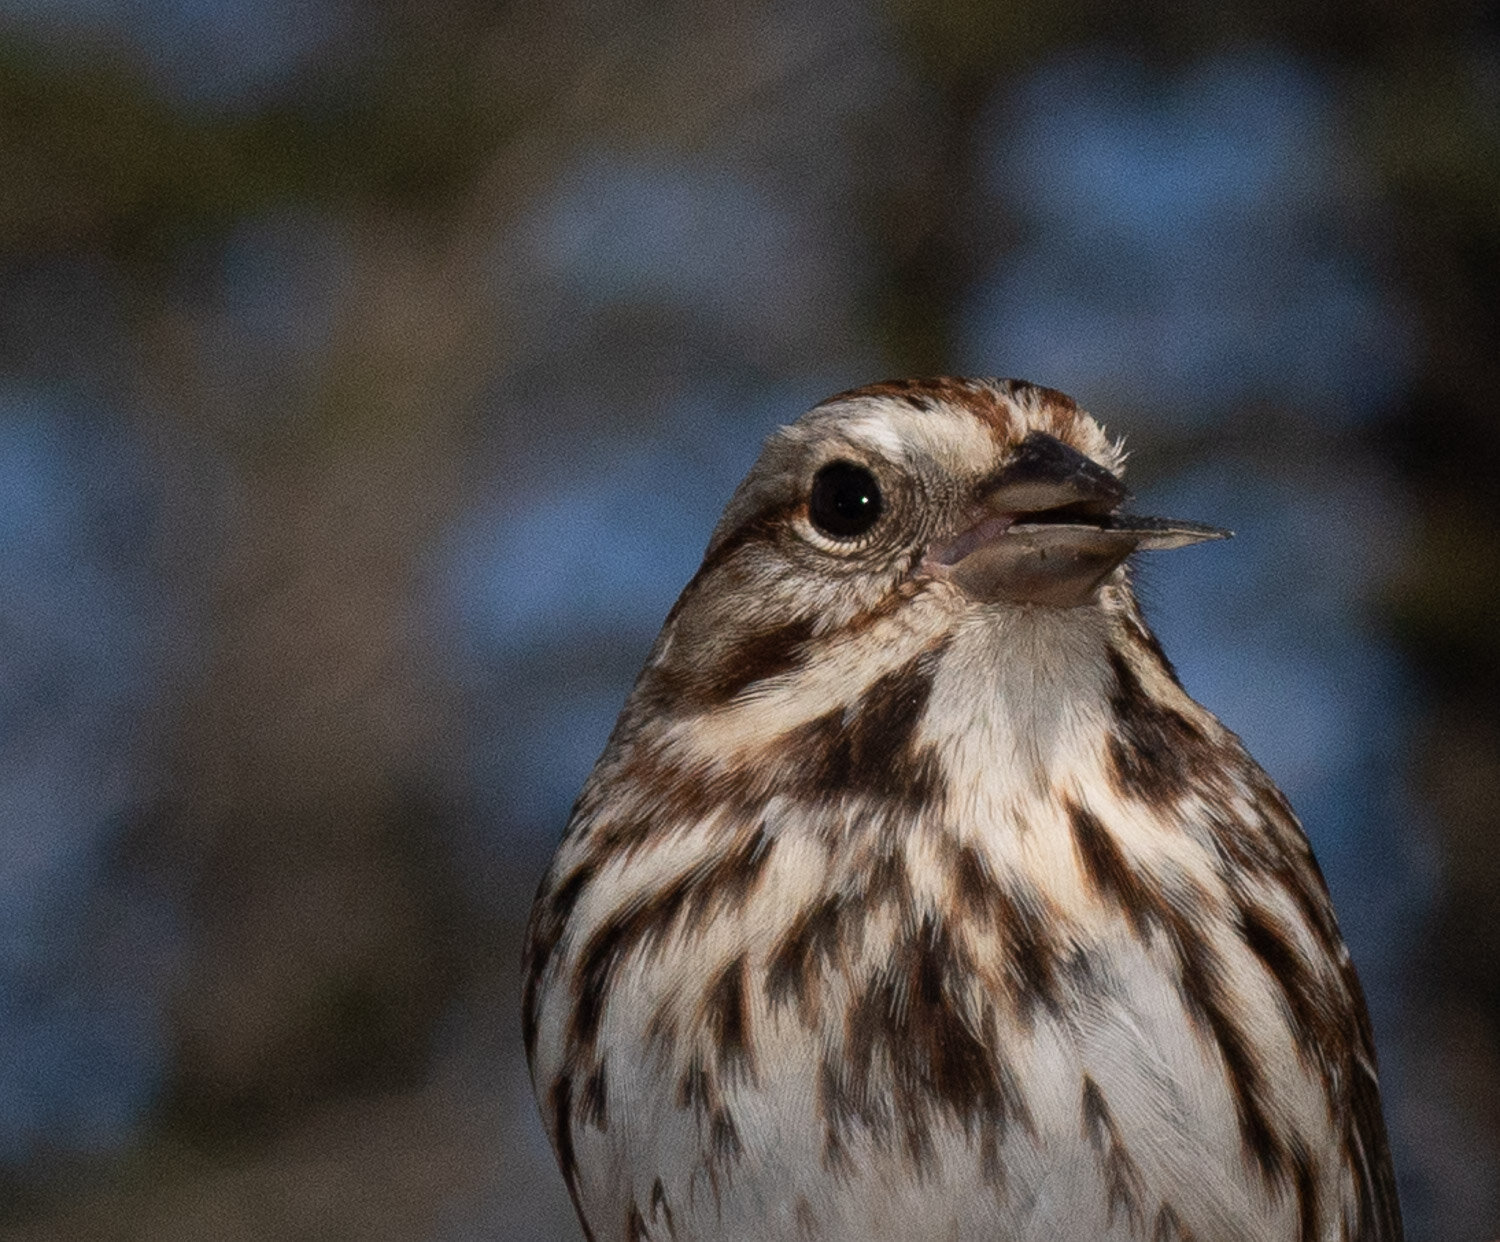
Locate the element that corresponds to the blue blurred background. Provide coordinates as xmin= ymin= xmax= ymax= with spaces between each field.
xmin=1 ymin=2 xmax=1497 ymax=1238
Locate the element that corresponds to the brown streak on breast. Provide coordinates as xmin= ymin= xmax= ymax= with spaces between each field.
xmin=1237 ymin=902 xmax=1339 ymax=1064
xmin=705 ymin=953 xmax=756 ymax=1084
xmin=568 ymin=827 xmax=775 ymax=1060
xmin=1171 ymin=908 xmax=1288 ymax=1188
xmin=549 ymin=1075 xmax=598 ymax=1242
xmin=951 ymin=844 xmax=1063 ymax=1021
xmin=1081 ymin=1076 xmax=1147 ymax=1234
xmin=579 ymin=1061 xmax=608 ymax=1129
xmin=1066 ymin=797 xmax=1294 ymax=1191
xmin=1290 ymin=1138 xmax=1319 ymax=1242
xmin=1069 ymin=798 xmax=1151 ymax=934
xmin=650 ymin=1178 xmax=676 ymax=1237
xmin=766 ymin=894 xmax=844 ymax=1024
xmin=835 ymin=914 xmax=1029 ymax=1177
xmin=523 ymin=860 xmax=598 ymax=1067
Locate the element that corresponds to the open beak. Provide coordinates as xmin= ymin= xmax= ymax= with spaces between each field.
xmin=924 ymin=431 xmax=1230 ymax=607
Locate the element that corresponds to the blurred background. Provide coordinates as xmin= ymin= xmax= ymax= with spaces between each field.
xmin=0 ymin=0 xmax=1497 ymax=1238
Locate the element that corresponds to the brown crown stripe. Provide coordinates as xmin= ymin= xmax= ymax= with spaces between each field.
xmin=1081 ymin=1076 xmax=1147 ymax=1234
xmin=1105 ymin=645 xmax=1224 ymax=806
xmin=568 ymin=828 xmax=776 ymax=1059
xmin=819 ymin=376 xmax=1040 ymax=440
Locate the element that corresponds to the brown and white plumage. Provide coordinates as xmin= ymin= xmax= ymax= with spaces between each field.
xmin=522 ymin=378 xmax=1402 ymax=1241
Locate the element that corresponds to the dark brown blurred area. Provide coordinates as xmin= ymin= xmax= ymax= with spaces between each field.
xmin=0 ymin=2 xmax=1496 ymax=1239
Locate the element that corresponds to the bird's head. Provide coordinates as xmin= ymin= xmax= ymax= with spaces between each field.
xmin=706 ymin=377 xmax=1225 ymax=614
xmin=654 ymin=378 xmax=1224 ymax=672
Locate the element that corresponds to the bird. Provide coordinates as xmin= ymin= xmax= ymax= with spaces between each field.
xmin=521 ymin=378 xmax=1402 ymax=1241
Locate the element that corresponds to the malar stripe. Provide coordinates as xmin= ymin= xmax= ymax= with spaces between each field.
xmin=785 ymin=642 xmax=947 ymax=811
xmin=1104 ymin=645 xmax=1222 ymax=805
xmin=676 ymin=615 xmax=820 ymax=709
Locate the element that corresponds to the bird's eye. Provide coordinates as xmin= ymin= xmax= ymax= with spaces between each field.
xmin=808 ymin=461 xmax=883 ymax=539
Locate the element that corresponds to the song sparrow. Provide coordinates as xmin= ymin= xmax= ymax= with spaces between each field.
xmin=522 ymin=379 xmax=1402 ymax=1241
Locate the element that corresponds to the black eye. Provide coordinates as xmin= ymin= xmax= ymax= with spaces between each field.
xmin=808 ymin=461 xmax=883 ymax=539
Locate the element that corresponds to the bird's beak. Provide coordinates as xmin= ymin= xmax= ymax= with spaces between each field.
xmin=924 ymin=432 xmax=1231 ymax=607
